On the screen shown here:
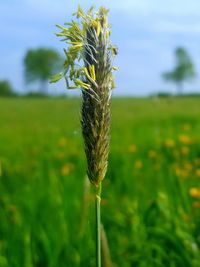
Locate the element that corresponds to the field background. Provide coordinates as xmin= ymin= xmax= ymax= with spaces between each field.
xmin=1 ymin=97 xmax=200 ymax=267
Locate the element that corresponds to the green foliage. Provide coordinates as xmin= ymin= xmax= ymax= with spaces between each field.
xmin=1 ymin=98 xmax=200 ymax=266
xmin=151 ymin=92 xmax=172 ymax=98
xmin=163 ymin=47 xmax=196 ymax=94
xmin=0 ymin=80 xmax=15 ymax=97
xmin=24 ymin=48 xmax=62 ymax=93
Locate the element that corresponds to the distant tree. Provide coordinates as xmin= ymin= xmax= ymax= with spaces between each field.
xmin=162 ymin=47 xmax=196 ymax=95
xmin=0 ymin=80 xmax=15 ymax=97
xmin=24 ymin=48 xmax=62 ymax=94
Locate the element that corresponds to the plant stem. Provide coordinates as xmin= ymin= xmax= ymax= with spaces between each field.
xmin=96 ymin=182 xmax=102 ymax=267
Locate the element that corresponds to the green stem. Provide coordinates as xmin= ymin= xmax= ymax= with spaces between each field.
xmin=96 ymin=182 xmax=102 ymax=267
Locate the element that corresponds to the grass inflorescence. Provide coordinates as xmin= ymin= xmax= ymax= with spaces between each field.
xmin=52 ymin=6 xmax=117 ymax=267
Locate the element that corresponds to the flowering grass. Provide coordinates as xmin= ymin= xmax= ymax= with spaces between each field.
xmin=1 ymin=97 xmax=200 ymax=266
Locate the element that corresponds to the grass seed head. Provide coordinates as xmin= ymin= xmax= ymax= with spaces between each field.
xmin=53 ymin=6 xmax=117 ymax=186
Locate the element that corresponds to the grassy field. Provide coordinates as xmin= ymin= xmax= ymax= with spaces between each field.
xmin=1 ymin=97 xmax=200 ymax=267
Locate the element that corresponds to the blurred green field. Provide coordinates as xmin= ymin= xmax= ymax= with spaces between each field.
xmin=1 ymin=97 xmax=200 ymax=267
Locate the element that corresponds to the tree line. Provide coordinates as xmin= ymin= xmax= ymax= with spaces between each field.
xmin=0 ymin=46 xmax=197 ymax=97
xmin=162 ymin=47 xmax=195 ymax=95
xmin=0 ymin=48 xmax=62 ymax=97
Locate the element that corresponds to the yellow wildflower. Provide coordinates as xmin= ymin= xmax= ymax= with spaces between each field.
xmin=175 ymin=167 xmax=182 ymax=177
xmin=195 ymin=169 xmax=200 ymax=177
xmin=148 ymin=150 xmax=157 ymax=158
xmin=58 ymin=137 xmax=67 ymax=147
xmin=192 ymin=201 xmax=200 ymax=208
xmin=189 ymin=188 xmax=200 ymax=198
xmin=128 ymin=144 xmax=137 ymax=153
xmin=134 ymin=160 xmax=143 ymax=169
xmin=180 ymin=146 xmax=190 ymax=155
xmin=179 ymin=135 xmax=191 ymax=145
xmin=175 ymin=167 xmax=188 ymax=178
xmin=184 ymin=162 xmax=193 ymax=172
xmin=61 ymin=163 xmax=74 ymax=176
xmin=164 ymin=139 xmax=175 ymax=148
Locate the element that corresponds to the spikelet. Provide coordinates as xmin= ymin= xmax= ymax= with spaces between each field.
xmin=52 ymin=6 xmax=117 ymax=187
xmin=81 ymin=8 xmax=113 ymax=186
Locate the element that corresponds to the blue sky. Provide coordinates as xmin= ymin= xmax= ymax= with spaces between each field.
xmin=1 ymin=0 xmax=200 ymax=95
